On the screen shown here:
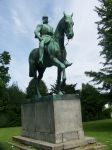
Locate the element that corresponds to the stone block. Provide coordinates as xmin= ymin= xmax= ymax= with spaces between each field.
xmin=62 ymin=131 xmax=79 ymax=142
xmin=13 ymin=136 xmax=97 ymax=150
xmin=21 ymin=103 xmax=35 ymax=131
xmin=21 ymin=95 xmax=85 ymax=143
xmin=35 ymin=101 xmax=54 ymax=133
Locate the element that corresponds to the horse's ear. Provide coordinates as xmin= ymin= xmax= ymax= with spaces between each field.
xmin=63 ymin=11 xmax=67 ymax=18
xmin=71 ymin=13 xmax=73 ymax=17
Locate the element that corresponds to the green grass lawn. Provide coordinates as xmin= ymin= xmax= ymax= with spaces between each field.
xmin=83 ymin=119 xmax=112 ymax=150
xmin=0 ymin=127 xmax=21 ymax=149
xmin=0 ymin=119 xmax=112 ymax=149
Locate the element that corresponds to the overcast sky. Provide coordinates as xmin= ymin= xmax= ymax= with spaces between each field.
xmin=0 ymin=0 xmax=102 ymax=91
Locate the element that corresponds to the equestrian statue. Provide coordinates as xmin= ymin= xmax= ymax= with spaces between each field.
xmin=29 ymin=12 xmax=74 ymax=98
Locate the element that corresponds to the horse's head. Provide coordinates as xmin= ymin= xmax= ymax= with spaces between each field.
xmin=63 ymin=12 xmax=74 ymax=39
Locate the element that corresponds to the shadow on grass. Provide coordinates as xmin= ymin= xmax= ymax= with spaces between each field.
xmin=0 ymin=143 xmax=5 ymax=150
xmin=0 ymin=142 xmax=16 ymax=150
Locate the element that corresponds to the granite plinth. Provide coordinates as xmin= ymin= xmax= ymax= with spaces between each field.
xmin=13 ymin=94 xmax=97 ymax=149
xmin=21 ymin=94 xmax=84 ymax=144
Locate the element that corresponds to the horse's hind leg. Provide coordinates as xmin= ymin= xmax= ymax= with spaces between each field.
xmin=29 ymin=60 xmax=37 ymax=77
xmin=34 ymin=76 xmax=41 ymax=99
xmin=38 ymin=68 xmax=46 ymax=82
xmin=36 ymin=68 xmax=46 ymax=97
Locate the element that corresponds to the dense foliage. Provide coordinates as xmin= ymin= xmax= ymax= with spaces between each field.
xmin=6 ymin=83 xmax=25 ymax=126
xmin=0 ymin=51 xmax=25 ymax=127
xmin=0 ymin=51 xmax=11 ymax=86
xmin=50 ymin=82 xmax=79 ymax=94
xmin=0 ymin=83 xmax=25 ymax=127
xmin=80 ymin=83 xmax=107 ymax=121
xmin=0 ymin=51 xmax=11 ymax=115
xmin=0 ymin=51 xmax=11 ymax=127
xmin=85 ymin=0 xmax=112 ymax=104
xmin=26 ymin=79 xmax=48 ymax=98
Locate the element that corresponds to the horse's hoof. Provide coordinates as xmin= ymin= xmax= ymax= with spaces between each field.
xmin=35 ymin=94 xmax=42 ymax=100
xmin=38 ymin=95 xmax=42 ymax=99
xmin=65 ymin=62 xmax=73 ymax=68
xmin=58 ymin=91 xmax=64 ymax=95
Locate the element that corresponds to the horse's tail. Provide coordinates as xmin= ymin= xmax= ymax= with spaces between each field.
xmin=29 ymin=48 xmax=39 ymax=77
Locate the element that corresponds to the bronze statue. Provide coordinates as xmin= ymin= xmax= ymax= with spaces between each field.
xmin=29 ymin=12 xmax=74 ymax=98
xmin=34 ymin=16 xmax=54 ymax=65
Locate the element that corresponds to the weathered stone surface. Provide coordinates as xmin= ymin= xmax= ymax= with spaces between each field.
xmin=12 ymin=136 xmax=101 ymax=150
xmin=62 ymin=131 xmax=79 ymax=142
xmin=21 ymin=94 xmax=85 ymax=144
xmin=78 ymin=130 xmax=85 ymax=139
xmin=21 ymin=103 xmax=35 ymax=131
xmin=35 ymin=100 xmax=55 ymax=133
xmin=54 ymin=99 xmax=82 ymax=133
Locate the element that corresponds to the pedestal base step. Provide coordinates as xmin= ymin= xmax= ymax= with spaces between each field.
xmin=12 ymin=136 xmax=106 ymax=150
xmin=9 ymin=142 xmax=36 ymax=150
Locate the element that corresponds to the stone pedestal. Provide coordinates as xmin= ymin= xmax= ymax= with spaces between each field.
xmin=13 ymin=94 xmax=96 ymax=149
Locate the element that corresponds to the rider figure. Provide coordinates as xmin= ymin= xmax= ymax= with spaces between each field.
xmin=34 ymin=16 xmax=53 ymax=65
xmin=34 ymin=16 xmax=72 ymax=67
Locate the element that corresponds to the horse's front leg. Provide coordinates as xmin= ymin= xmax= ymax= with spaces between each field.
xmin=50 ymin=56 xmax=65 ymax=95
xmin=61 ymin=69 xmax=66 ymax=88
xmin=56 ymin=67 xmax=63 ymax=95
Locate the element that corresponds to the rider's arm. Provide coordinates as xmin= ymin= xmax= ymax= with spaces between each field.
xmin=34 ymin=25 xmax=42 ymax=41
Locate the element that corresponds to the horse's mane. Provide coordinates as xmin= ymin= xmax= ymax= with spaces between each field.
xmin=54 ymin=17 xmax=64 ymax=34
xmin=54 ymin=17 xmax=65 ymax=43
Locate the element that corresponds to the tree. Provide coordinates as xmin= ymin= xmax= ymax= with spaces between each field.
xmin=85 ymin=0 xmax=112 ymax=103
xmin=50 ymin=82 xmax=79 ymax=94
xmin=6 ymin=83 xmax=26 ymax=126
xmin=0 ymin=51 xmax=11 ymax=109
xmin=26 ymin=79 xmax=48 ymax=98
xmin=81 ymin=83 xmax=106 ymax=121
xmin=0 ymin=51 xmax=26 ymax=127
xmin=0 ymin=51 xmax=11 ymax=87
xmin=8 ymin=82 xmax=25 ymax=104
xmin=0 ymin=51 xmax=11 ymax=127
xmin=0 ymin=82 xmax=26 ymax=127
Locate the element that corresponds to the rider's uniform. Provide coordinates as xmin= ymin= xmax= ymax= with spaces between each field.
xmin=34 ymin=24 xmax=54 ymax=63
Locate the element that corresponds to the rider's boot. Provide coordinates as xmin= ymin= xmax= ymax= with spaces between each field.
xmin=60 ymin=63 xmax=65 ymax=69
xmin=64 ymin=60 xmax=72 ymax=67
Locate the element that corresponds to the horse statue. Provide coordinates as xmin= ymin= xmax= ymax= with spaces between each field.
xmin=29 ymin=12 xmax=74 ymax=98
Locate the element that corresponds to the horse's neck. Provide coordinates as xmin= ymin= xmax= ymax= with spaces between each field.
xmin=54 ymin=18 xmax=64 ymax=49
